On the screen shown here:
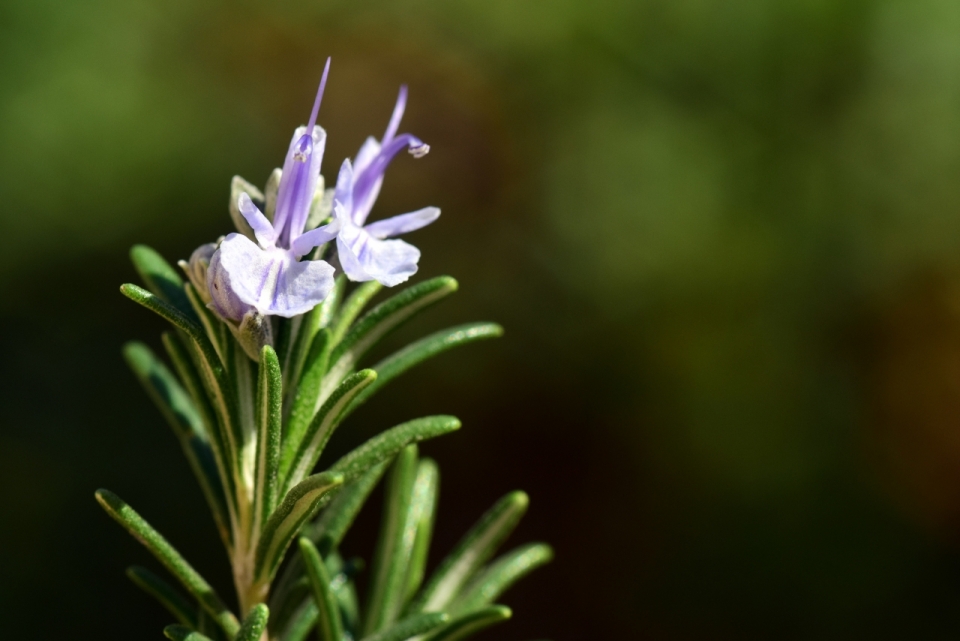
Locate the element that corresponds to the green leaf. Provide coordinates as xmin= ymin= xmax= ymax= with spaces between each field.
xmin=285 ymin=328 xmax=332 ymax=453
xmin=452 ymin=544 xmax=553 ymax=614
xmin=235 ymin=603 xmax=270 ymax=641
xmin=298 ymin=538 xmax=344 ymax=641
xmin=329 ymin=280 xmax=382 ymax=345
xmin=94 ymin=489 xmax=240 ymax=637
xmin=164 ymin=625 xmax=215 ymax=641
xmin=329 ymin=416 xmax=461 ymax=484
xmin=362 ymin=446 xmax=420 ymax=636
xmin=280 ymin=369 xmax=378 ymax=494
xmin=408 ymin=491 xmax=528 ymax=614
xmin=130 ymin=244 xmax=198 ymax=323
xmin=321 ymin=277 xmax=458 ymax=403
xmin=346 ymin=323 xmax=502 ymax=419
xmin=254 ymin=472 xmax=344 ymax=584
xmin=253 ymin=345 xmax=283 ymax=533
xmin=121 ymin=283 xmax=207 ymax=348
xmin=126 ymin=565 xmax=198 ymax=628
xmin=308 ymin=460 xmax=390 ymax=557
xmin=270 ymin=462 xmax=389 ymax=630
xmin=124 ymin=284 xmax=244 ymax=521
xmin=161 ymin=332 xmax=216 ymax=441
xmin=405 ymin=459 xmax=439 ymax=601
xmin=318 ymin=275 xmax=346 ymax=330
xmin=123 ymin=341 xmax=204 ymax=441
xmin=281 ymin=300 xmax=325 ymax=395
xmin=422 ymin=606 xmax=511 ymax=641
xmin=360 ymin=612 xmax=449 ymax=641
xmin=280 ymin=601 xmax=317 ymax=641
xmin=184 ymin=282 xmax=230 ymax=364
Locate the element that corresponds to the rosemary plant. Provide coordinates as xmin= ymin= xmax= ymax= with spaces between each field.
xmin=96 ymin=61 xmax=551 ymax=641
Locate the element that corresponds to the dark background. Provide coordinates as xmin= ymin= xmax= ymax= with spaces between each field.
xmin=5 ymin=1 xmax=960 ymax=638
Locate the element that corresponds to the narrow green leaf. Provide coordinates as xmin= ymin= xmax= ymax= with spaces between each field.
xmin=254 ymin=472 xmax=344 ymax=584
xmin=285 ymin=328 xmax=332 ymax=450
xmin=121 ymin=284 xmax=207 ymax=348
xmin=123 ymin=341 xmax=204 ymax=441
xmin=318 ymin=275 xmax=346 ymax=330
xmin=161 ymin=332 xmax=216 ymax=441
xmin=184 ymin=282 xmax=229 ymax=364
xmin=360 ymin=612 xmax=449 ymax=641
xmin=253 ymin=345 xmax=283 ymax=535
xmin=422 ymin=606 xmax=511 ymax=641
xmin=126 ymin=565 xmax=198 ymax=628
xmin=329 ymin=280 xmax=382 ymax=345
xmin=346 ymin=323 xmax=502 ymax=419
xmin=235 ymin=603 xmax=270 ymax=641
xmin=281 ymin=369 xmax=378 ymax=494
xmin=320 ymin=277 xmax=458 ymax=404
xmin=271 ymin=462 xmax=388 ymax=629
xmin=308 ymin=460 xmax=390 ymax=557
xmin=363 ymin=446 xmax=420 ymax=635
xmin=408 ymin=491 xmax=528 ymax=614
xmin=452 ymin=544 xmax=553 ymax=614
xmin=125 ymin=284 xmax=243 ymax=525
xmin=329 ymin=416 xmax=461 ymax=485
xmin=298 ymin=538 xmax=344 ymax=641
xmin=130 ymin=244 xmax=198 ymax=323
xmin=162 ymin=332 xmax=233 ymax=547
xmin=94 ymin=489 xmax=240 ymax=637
xmin=405 ymin=459 xmax=439 ymax=601
xmin=282 ymin=304 xmax=321 ymax=394
xmin=164 ymin=625 xmax=215 ymax=641
xmin=280 ymin=601 xmax=317 ymax=641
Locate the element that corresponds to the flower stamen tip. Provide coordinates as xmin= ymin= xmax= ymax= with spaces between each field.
xmin=409 ymin=143 xmax=430 ymax=158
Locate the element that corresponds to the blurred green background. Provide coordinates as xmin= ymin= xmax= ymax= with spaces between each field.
xmin=6 ymin=0 xmax=960 ymax=638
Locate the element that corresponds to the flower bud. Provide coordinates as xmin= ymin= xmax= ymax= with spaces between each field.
xmin=206 ymin=248 xmax=253 ymax=323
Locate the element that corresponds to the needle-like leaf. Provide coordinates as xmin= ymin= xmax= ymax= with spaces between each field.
xmin=320 ymin=277 xmax=458 ymax=405
xmin=254 ymin=472 xmax=344 ymax=584
xmin=345 ymin=323 xmax=502 ymax=420
xmin=253 ymin=345 xmax=283 ymax=532
xmin=408 ymin=491 xmax=528 ymax=614
xmin=421 ymin=606 xmax=511 ymax=641
xmin=285 ymin=328 xmax=332 ymax=450
xmin=130 ymin=244 xmax=198 ymax=323
xmin=280 ymin=369 xmax=377 ymax=493
xmin=359 ymin=612 xmax=449 ymax=641
xmin=235 ymin=603 xmax=270 ymax=641
xmin=298 ymin=538 xmax=344 ymax=641
xmin=329 ymin=280 xmax=382 ymax=345
xmin=404 ymin=459 xmax=439 ymax=601
xmin=451 ymin=544 xmax=554 ymax=614
xmin=95 ymin=489 xmax=240 ymax=637
xmin=308 ymin=460 xmax=390 ymax=557
xmin=123 ymin=341 xmax=204 ymax=441
xmin=126 ymin=565 xmax=198 ymax=628
xmin=363 ymin=446 xmax=420 ymax=635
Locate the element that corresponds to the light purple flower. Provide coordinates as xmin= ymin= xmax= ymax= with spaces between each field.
xmin=333 ymin=86 xmax=440 ymax=287
xmin=211 ymin=59 xmax=338 ymax=319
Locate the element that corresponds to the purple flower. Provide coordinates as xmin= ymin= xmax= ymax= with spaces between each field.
xmin=211 ymin=59 xmax=338 ymax=319
xmin=333 ymin=86 xmax=440 ymax=287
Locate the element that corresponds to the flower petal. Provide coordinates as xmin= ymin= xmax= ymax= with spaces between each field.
xmin=337 ymin=224 xmax=422 ymax=287
xmin=218 ymin=234 xmax=335 ymax=318
xmin=273 ymin=125 xmax=327 ymax=248
xmin=290 ymin=219 xmax=341 ymax=258
xmin=363 ymin=207 xmax=440 ymax=239
xmin=238 ymin=193 xmax=277 ymax=247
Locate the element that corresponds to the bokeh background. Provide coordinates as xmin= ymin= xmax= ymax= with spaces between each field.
xmin=6 ymin=0 xmax=960 ymax=638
